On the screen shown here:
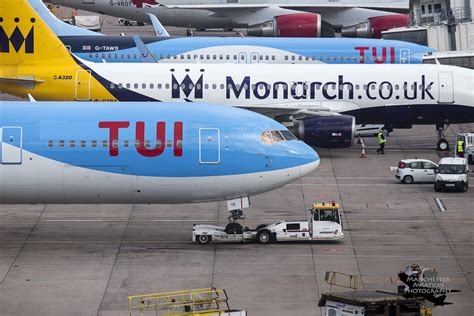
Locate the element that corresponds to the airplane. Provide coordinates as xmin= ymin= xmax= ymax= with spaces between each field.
xmin=1 ymin=0 xmax=473 ymax=151
xmin=32 ymin=0 xmax=435 ymax=65
xmin=0 ymin=101 xmax=320 ymax=204
xmin=50 ymin=0 xmax=410 ymax=38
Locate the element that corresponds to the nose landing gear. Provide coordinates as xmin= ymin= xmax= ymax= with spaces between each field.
xmin=225 ymin=209 xmax=246 ymax=234
xmin=436 ymin=123 xmax=450 ymax=151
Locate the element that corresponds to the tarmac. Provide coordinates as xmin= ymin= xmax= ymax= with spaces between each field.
xmin=0 ymin=8 xmax=473 ymax=316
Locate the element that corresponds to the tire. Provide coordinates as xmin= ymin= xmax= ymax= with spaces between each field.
xmin=468 ymin=154 xmax=473 ymax=165
xmin=196 ymin=235 xmax=211 ymax=245
xmin=124 ymin=21 xmax=130 ymax=26
xmin=434 ymin=183 xmax=441 ymax=192
xmin=437 ymin=139 xmax=449 ymax=151
xmin=256 ymin=224 xmax=269 ymax=231
xmin=403 ymin=175 xmax=414 ymax=184
xmin=225 ymin=222 xmax=243 ymax=234
xmin=462 ymin=183 xmax=468 ymax=192
xmin=256 ymin=230 xmax=272 ymax=244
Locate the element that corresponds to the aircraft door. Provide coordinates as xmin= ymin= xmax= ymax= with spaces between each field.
xmin=438 ymin=72 xmax=454 ymax=103
xmin=238 ymin=52 xmax=247 ymax=64
xmin=199 ymin=128 xmax=220 ymax=164
xmin=1 ymin=127 xmax=22 ymax=164
xmin=75 ymin=70 xmax=91 ymax=101
xmin=399 ymin=48 xmax=410 ymax=63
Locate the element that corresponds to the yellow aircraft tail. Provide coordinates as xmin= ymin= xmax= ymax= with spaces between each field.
xmin=0 ymin=0 xmax=74 ymax=66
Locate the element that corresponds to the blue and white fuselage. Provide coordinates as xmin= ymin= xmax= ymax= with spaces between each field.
xmin=0 ymin=102 xmax=319 ymax=204
xmin=63 ymin=36 xmax=435 ymax=64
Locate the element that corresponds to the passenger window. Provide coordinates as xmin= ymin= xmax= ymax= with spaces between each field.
xmin=59 ymin=140 xmax=64 ymax=147
xmin=410 ymin=162 xmax=423 ymax=169
xmin=422 ymin=162 xmax=436 ymax=169
xmin=135 ymin=140 xmax=140 ymax=148
xmin=212 ymin=84 xmax=217 ymax=89
xmin=70 ymin=140 xmax=75 ymax=147
xmin=156 ymin=140 xmax=162 ymax=148
xmin=91 ymin=140 xmax=97 ymax=148
xmin=176 ymin=140 xmax=182 ymax=149
xmin=124 ymin=140 xmax=129 ymax=148
xmin=102 ymin=140 xmax=107 ymax=148
xmin=110 ymin=83 xmax=115 ymax=89
xmin=220 ymin=84 xmax=224 ymax=89
xmin=134 ymin=83 xmax=139 ymax=89
xmin=48 ymin=140 xmax=53 ymax=147
xmin=126 ymin=83 xmax=131 ymax=89
xmin=286 ymin=223 xmax=300 ymax=230
xmin=112 ymin=140 xmax=118 ymax=148
xmin=158 ymin=83 xmax=162 ymax=89
xmin=142 ymin=83 xmax=146 ymax=89
xmin=80 ymin=140 xmax=86 ymax=148
xmin=150 ymin=83 xmax=154 ymax=89
xmin=285 ymin=56 xmax=288 ymax=60
xmin=272 ymin=55 xmax=275 ymax=60
xmin=261 ymin=131 xmax=273 ymax=144
xmin=165 ymin=84 xmax=170 ymax=89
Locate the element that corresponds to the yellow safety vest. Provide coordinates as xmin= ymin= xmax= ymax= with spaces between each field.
xmin=377 ymin=132 xmax=386 ymax=144
xmin=458 ymin=140 xmax=464 ymax=152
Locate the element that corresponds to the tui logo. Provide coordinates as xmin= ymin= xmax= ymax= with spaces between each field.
xmin=0 ymin=17 xmax=35 ymax=54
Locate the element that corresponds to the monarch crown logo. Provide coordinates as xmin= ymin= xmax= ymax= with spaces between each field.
xmin=0 ymin=17 xmax=35 ymax=54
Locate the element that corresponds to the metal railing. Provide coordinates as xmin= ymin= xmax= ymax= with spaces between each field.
xmin=410 ymin=7 xmax=472 ymax=26
xmin=128 ymin=288 xmax=231 ymax=316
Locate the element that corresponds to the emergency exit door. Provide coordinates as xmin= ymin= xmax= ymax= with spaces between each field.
xmin=438 ymin=72 xmax=454 ymax=103
xmin=399 ymin=48 xmax=410 ymax=64
xmin=75 ymin=70 xmax=91 ymax=101
xmin=199 ymin=128 xmax=220 ymax=164
xmin=1 ymin=127 xmax=22 ymax=164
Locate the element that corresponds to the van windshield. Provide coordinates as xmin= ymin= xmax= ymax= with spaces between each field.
xmin=439 ymin=164 xmax=465 ymax=174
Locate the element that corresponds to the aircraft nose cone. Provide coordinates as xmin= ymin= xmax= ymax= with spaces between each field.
xmin=298 ymin=143 xmax=320 ymax=177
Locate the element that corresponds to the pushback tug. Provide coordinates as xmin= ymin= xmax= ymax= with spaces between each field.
xmin=193 ymin=202 xmax=344 ymax=244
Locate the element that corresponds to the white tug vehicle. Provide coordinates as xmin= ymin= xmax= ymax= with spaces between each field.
xmin=193 ymin=202 xmax=344 ymax=244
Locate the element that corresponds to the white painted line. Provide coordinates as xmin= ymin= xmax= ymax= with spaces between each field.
xmin=44 ymin=219 xmax=212 ymax=222
xmin=389 ymin=166 xmax=397 ymax=172
xmin=368 ymin=220 xmax=425 ymax=223
xmin=435 ymin=198 xmax=447 ymax=212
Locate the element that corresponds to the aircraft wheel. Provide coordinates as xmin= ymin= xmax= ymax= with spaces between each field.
xmin=225 ymin=222 xmax=243 ymax=234
xmin=437 ymin=139 xmax=449 ymax=151
xmin=196 ymin=235 xmax=211 ymax=245
xmin=256 ymin=230 xmax=272 ymax=244
xmin=403 ymin=175 xmax=414 ymax=184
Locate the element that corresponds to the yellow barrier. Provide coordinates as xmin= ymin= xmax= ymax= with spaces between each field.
xmin=128 ymin=288 xmax=230 ymax=316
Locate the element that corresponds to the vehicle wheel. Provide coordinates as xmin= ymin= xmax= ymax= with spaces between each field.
xmin=225 ymin=222 xmax=243 ymax=234
xmin=196 ymin=235 xmax=211 ymax=245
xmin=468 ymin=155 xmax=473 ymax=165
xmin=256 ymin=230 xmax=272 ymax=244
xmin=434 ymin=184 xmax=441 ymax=192
xmin=403 ymin=175 xmax=414 ymax=184
xmin=124 ymin=21 xmax=130 ymax=26
xmin=462 ymin=183 xmax=468 ymax=192
xmin=437 ymin=139 xmax=449 ymax=151
xmin=256 ymin=224 xmax=269 ymax=230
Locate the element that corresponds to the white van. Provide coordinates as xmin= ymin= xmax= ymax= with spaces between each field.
xmin=434 ymin=157 xmax=470 ymax=192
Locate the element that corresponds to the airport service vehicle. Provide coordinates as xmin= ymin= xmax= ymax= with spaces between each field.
xmin=30 ymin=0 xmax=434 ymax=65
xmin=396 ymin=159 xmax=438 ymax=184
xmin=1 ymin=0 xmax=472 ymax=151
xmin=456 ymin=133 xmax=474 ymax=164
xmin=118 ymin=18 xmax=145 ymax=26
xmin=0 ymin=102 xmax=319 ymax=204
xmin=434 ymin=157 xmax=470 ymax=192
xmin=192 ymin=202 xmax=343 ymax=244
xmin=50 ymin=0 xmax=409 ymax=38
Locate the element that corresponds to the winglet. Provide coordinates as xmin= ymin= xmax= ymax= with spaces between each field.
xmin=28 ymin=94 xmax=36 ymax=102
xmin=132 ymin=35 xmax=159 ymax=63
xmin=147 ymin=13 xmax=170 ymax=37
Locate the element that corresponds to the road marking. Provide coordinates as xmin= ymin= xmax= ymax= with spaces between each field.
xmin=436 ymin=198 xmax=447 ymax=212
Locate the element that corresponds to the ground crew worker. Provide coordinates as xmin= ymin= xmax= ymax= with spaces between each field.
xmin=457 ymin=137 xmax=465 ymax=157
xmin=376 ymin=128 xmax=386 ymax=154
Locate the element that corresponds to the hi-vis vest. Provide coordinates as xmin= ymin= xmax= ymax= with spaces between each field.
xmin=458 ymin=140 xmax=464 ymax=152
xmin=377 ymin=132 xmax=386 ymax=144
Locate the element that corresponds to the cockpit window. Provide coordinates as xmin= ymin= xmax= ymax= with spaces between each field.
xmin=271 ymin=131 xmax=284 ymax=143
xmin=280 ymin=130 xmax=297 ymax=141
xmin=261 ymin=130 xmax=298 ymax=144
xmin=261 ymin=131 xmax=273 ymax=144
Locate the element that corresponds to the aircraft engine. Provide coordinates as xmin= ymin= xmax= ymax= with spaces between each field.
xmin=291 ymin=115 xmax=356 ymax=148
xmin=247 ymin=13 xmax=322 ymax=37
xmin=341 ymin=14 xmax=409 ymax=38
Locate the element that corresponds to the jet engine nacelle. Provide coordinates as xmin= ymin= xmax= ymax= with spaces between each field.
xmin=292 ymin=115 xmax=355 ymax=148
xmin=341 ymin=14 xmax=409 ymax=38
xmin=247 ymin=13 xmax=322 ymax=37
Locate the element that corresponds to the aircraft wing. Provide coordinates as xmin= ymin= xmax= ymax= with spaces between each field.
xmin=240 ymin=100 xmax=360 ymax=120
xmin=0 ymin=77 xmax=44 ymax=84
xmin=160 ymin=2 xmax=408 ymax=11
